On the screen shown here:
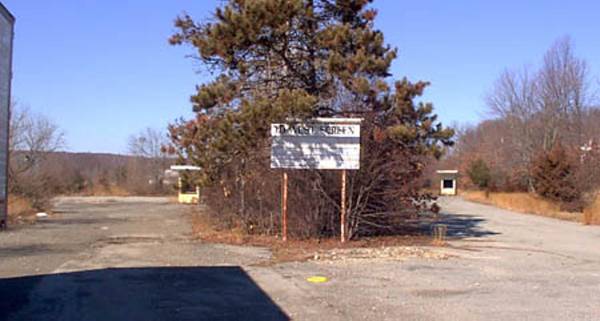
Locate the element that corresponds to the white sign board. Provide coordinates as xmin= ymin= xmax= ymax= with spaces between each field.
xmin=270 ymin=118 xmax=361 ymax=170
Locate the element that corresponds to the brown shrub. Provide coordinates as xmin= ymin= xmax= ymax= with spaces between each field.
xmin=531 ymin=143 xmax=582 ymax=211
xmin=7 ymin=194 xmax=36 ymax=224
xmin=200 ymin=157 xmax=337 ymax=239
xmin=582 ymin=193 xmax=600 ymax=225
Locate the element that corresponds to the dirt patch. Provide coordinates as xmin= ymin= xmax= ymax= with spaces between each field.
xmin=190 ymin=209 xmax=438 ymax=263
xmin=104 ymin=236 xmax=163 ymax=244
xmin=412 ymin=288 xmax=472 ymax=298
xmin=93 ymin=235 xmax=164 ymax=247
xmin=312 ymin=246 xmax=451 ymax=262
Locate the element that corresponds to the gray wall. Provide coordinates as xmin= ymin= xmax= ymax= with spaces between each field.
xmin=0 ymin=4 xmax=14 ymax=225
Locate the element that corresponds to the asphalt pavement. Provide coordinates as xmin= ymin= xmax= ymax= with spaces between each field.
xmin=0 ymin=196 xmax=598 ymax=320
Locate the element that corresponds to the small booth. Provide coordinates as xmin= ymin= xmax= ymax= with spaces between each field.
xmin=169 ymin=165 xmax=201 ymax=204
xmin=437 ymin=170 xmax=458 ymax=196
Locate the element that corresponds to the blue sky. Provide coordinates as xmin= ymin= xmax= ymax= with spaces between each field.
xmin=3 ymin=0 xmax=600 ymax=153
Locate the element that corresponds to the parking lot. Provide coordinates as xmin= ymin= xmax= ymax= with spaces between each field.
xmin=0 ymin=196 xmax=599 ymax=320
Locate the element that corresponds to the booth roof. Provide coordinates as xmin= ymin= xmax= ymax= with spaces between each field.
xmin=436 ymin=170 xmax=458 ymax=174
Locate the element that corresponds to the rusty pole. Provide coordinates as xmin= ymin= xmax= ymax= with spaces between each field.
xmin=341 ymin=169 xmax=347 ymax=243
xmin=282 ymin=171 xmax=288 ymax=241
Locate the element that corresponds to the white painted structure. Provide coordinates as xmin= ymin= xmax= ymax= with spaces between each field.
xmin=437 ymin=170 xmax=458 ymax=196
xmin=270 ymin=118 xmax=362 ymax=170
xmin=170 ymin=165 xmax=202 ymax=171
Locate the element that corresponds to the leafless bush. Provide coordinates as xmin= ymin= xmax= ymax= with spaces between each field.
xmin=449 ymin=37 xmax=600 ymax=209
xmin=127 ymin=127 xmax=172 ymax=194
xmin=9 ymin=103 xmax=65 ymax=210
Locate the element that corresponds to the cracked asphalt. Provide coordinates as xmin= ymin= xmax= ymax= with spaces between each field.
xmin=0 ymin=196 xmax=599 ymax=320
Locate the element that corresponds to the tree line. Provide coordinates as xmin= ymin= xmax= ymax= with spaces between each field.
xmin=8 ymin=102 xmax=173 ymax=213
xmin=445 ymin=37 xmax=600 ymax=211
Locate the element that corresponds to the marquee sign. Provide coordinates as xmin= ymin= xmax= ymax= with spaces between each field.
xmin=270 ymin=118 xmax=361 ymax=170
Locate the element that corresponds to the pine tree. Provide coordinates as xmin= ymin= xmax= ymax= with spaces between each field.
xmin=168 ymin=0 xmax=454 ymax=238
xmin=467 ymin=159 xmax=492 ymax=190
xmin=531 ymin=142 xmax=580 ymax=206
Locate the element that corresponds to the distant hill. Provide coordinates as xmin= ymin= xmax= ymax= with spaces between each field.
xmin=44 ymin=151 xmax=135 ymax=175
xmin=13 ymin=151 xmax=175 ymax=195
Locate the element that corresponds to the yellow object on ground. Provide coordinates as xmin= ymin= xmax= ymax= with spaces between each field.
xmin=306 ymin=276 xmax=328 ymax=283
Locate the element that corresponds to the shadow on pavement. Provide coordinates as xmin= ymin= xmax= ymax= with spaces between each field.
xmin=0 ymin=266 xmax=289 ymax=321
xmin=432 ymin=213 xmax=500 ymax=238
xmin=0 ymin=244 xmax=72 ymax=258
xmin=407 ymin=212 xmax=500 ymax=239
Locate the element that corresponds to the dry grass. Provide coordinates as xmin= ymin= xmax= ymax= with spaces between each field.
xmin=82 ymin=185 xmax=131 ymax=197
xmin=582 ymin=194 xmax=600 ymax=225
xmin=190 ymin=210 xmax=432 ymax=263
xmin=463 ymin=191 xmax=581 ymax=222
xmin=7 ymin=195 xmax=37 ymax=224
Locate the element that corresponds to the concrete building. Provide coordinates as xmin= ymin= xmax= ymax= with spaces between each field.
xmin=168 ymin=165 xmax=201 ymax=204
xmin=437 ymin=170 xmax=459 ymax=196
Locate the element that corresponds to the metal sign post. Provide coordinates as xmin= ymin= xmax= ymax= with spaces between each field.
xmin=281 ymin=171 xmax=288 ymax=241
xmin=271 ymin=118 xmax=361 ymax=242
xmin=340 ymin=169 xmax=347 ymax=242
